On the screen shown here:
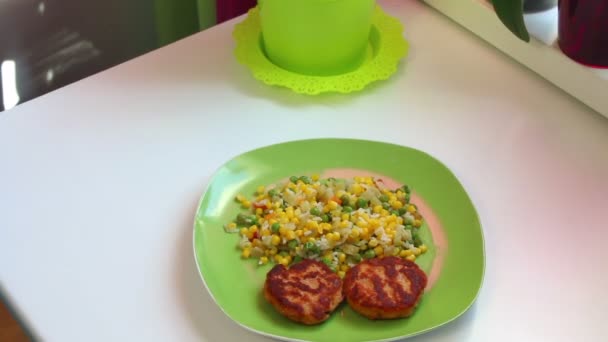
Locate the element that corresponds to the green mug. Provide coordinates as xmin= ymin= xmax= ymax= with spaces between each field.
xmin=258 ymin=0 xmax=376 ymax=76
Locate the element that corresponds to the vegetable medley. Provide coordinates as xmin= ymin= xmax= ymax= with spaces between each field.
xmin=225 ymin=175 xmax=427 ymax=278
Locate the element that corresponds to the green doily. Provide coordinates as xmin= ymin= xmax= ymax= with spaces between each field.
xmin=233 ymin=5 xmax=409 ymax=95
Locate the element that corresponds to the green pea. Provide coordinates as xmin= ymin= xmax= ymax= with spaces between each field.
xmin=305 ymin=242 xmax=320 ymax=254
xmin=340 ymin=195 xmax=350 ymax=206
xmin=404 ymin=224 xmax=413 ymax=231
xmin=293 ymin=255 xmax=303 ymax=264
xmin=363 ymin=249 xmax=376 ymax=259
xmin=412 ymin=230 xmax=422 ymax=247
xmin=343 ymin=206 xmax=353 ymax=213
xmin=382 ymin=202 xmax=391 ymax=210
xmin=288 ymin=240 xmax=298 ymax=249
xmin=271 ymin=223 xmax=280 ymax=233
xmin=405 ymin=193 xmax=411 ymax=203
xmin=321 ymin=257 xmax=332 ymax=267
xmin=357 ymin=198 xmax=368 ymax=209
xmin=321 ymin=214 xmax=330 ymax=223
xmin=299 ymin=176 xmax=311 ymax=184
xmin=391 ymin=210 xmax=400 ymax=216
xmin=236 ymin=213 xmax=249 ymax=225
xmin=289 ymin=176 xmax=299 ymax=183
xmin=250 ymin=216 xmax=259 ymax=225
xmin=310 ymin=207 xmax=321 ymax=216
xmin=279 ymin=251 xmax=289 ymax=257
xmin=379 ymin=194 xmax=389 ymax=202
xmin=398 ymin=207 xmax=407 ymax=215
xmin=402 ymin=185 xmax=411 ymax=194
xmin=268 ymin=189 xmax=278 ymax=197
xmin=352 ymin=254 xmax=362 ymax=263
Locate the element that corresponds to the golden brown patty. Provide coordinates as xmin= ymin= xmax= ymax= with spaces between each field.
xmin=343 ymin=256 xmax=427 ymax=319
xmin=264 ymin=259 xmax=344 ymax=325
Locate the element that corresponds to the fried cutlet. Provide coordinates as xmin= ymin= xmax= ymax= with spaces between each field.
xmin=343 ymin=256 xmax=427 ymax=319
xmin=263 ymin=259 xmax=344 ymax=325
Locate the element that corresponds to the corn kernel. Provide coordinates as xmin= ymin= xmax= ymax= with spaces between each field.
xmin=328 ymin=200 xmax=339 ymax=210
xmin=227 ymin=222 xmax=237 ymax=230
xmin=311 ymin=174 xmax=320 ymax=181
xmin=261 ymin=229 xmax=271 ymax=237
xmin=285 ymin=230 xmax=296 ymax=240
xmin=350 ymin=228 xmax=360 ymax=238
xmin=332 ymin=232 xmax=341 ymax=241
xmin=396 ymin=217 xmax=404 ymax=225
xmin=284 ymin=255 xmax=292 ymax=265
xmin=271 ymin=235 xmax=281 ymax=246
xmin=341 ymin=213 xmax=349 ymax=221
xmin=406 ymin=254 xmax=416 ymax=262
xmin=295 ymin=229 xmax=304 ymax=237
xmin=368 ymin=238 xmax=379 ymax=247
xmin=286 ymin=208 xmax=294 ymax=219
xmin=255 ymin=208 xmax=263 ymax=215
xmin=414 ymin=219 xmax=422 ymax=228
xmin=372 ymin=205 xmax=383 ymax=214
xmin=413 ymin=247 xmax=421 ymax=256
xmin=400 ymin=250 xmax=413 ymax=257
xmin=357 ymin=220 xmax=369 ymax=228
xmin=236 ymin=194 xmax=246 ymax=202
xmin=351 ymin=183 xmax=363 ymax=195
xmin=259 ymin=256 xmax=269 ymax=265
xmin=307 ymin=220 xmax=319 ymax=229
xmin=274 ymin=255 xmax=283 ymax=263
xmin=240 ymin=227 xmax=248 ymax=236
xmin=420 ymin=244 xmax=428 ymax=253
xmin=374 ymin=246 xmax=384 ymax=256
xmin=338 ymin=253 xmax=346 ymax=263
xmin=269 ymin=247 xmax=278 ymax=255
xmin=290 ymin=217 xmax=299 ymax=224
xmin=340 ymin=221 xmax=350 ymax=228
xmin=407 ymin=205 xmax=416 ymax=213
xmin=340 ymin=265 xmax=349 ymax=272
xmin=338 ymin=271 xmax=346 ymax=278
xmin=391 ymin=200 xmax=403 ymax=209
xmin=252 ymin=239 xmax=262 ymax=248
xmin=320 ymin=223 xmax=332 ymax=231
xmin=242 ymin=248 xmax=251 ymax=258
xmin=380 ymin=209 xmax=390 ymax=217
xmin=392 ymin=247 xmax=401 ymax=256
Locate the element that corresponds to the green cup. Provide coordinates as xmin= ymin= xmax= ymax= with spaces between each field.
xmin=258 ymin=0 xmax=376 ymax=76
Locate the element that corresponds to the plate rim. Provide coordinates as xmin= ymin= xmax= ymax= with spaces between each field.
xmin=192 ymin=138 xmax=486 ymax=341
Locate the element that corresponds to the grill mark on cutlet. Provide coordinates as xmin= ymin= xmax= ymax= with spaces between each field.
xmin=344 ymin=256 xmax=428 ymax=318
xmin=264 ymin=259 xmax=343 ymax=324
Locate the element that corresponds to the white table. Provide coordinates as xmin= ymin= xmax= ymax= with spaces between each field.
xmin=1 ymin=0 xmax=607 ymax=341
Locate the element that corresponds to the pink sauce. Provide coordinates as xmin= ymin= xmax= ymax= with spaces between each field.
xmin=321 ymin=169 xmax=447 ymax=291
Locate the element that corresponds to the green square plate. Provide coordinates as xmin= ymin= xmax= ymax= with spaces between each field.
xmin=193 ymin=138 xmax=484 ymax=341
